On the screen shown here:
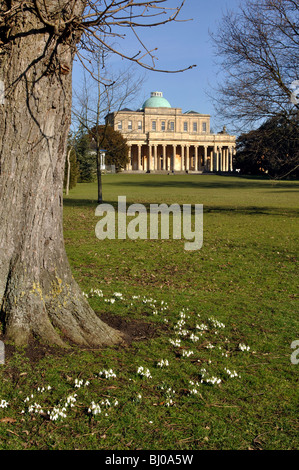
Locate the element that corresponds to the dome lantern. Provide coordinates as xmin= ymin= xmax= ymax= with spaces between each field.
xmin=142 ymin=91 xmax=171 ymax=109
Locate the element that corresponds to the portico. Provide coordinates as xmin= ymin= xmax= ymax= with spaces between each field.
xmin=106 ymin=91 xmax=236 ymax=173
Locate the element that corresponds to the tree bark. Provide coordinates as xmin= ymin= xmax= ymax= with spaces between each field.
xmin=0 ymin=2 xmax=123 ymax=347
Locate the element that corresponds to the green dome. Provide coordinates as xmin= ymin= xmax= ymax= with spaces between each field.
xmin=142 ymin=91 xmax=171 ymax=109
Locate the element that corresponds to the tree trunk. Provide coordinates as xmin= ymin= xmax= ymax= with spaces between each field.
xmin=0 ymin=3 xmax=123 ymax=348
xmin=66 ymin=148 xmax=71 ymax=196
xmin=96 ymin=148 xmax=103 ymax=204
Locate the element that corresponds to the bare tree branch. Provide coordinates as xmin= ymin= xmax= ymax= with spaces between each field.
xmin=210 ymin=0 xmax=299 ymax=131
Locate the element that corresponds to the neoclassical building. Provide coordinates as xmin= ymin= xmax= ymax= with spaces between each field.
xmin=105 ymin=91 xmax=236 ymax=173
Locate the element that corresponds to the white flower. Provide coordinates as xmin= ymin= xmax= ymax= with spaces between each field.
xmin=28 ymin=402 xmax=44 ymax=414
xmin=182 ymin=349 xmax=194 ymax=357
xmin=189 ymin=333 xmax=199 ymax=342
xmin=165 ymin=398 xmax=174 ymax=407
xmin=196 ymin=323 xmax=208 ymax=331
xmin=156 ymin=359 xmax=169 ymax=368
xmin=224 ymin=368 xmax=240 ymax=379
xmin=48 ymin=406 xmax=67 ymax=421
xmin=113 ymin=292 xmax=123 ymax=298
xmin=88 ymin=401 xmax=101 ymax=416
xmin=65 ymin=394 xmax=77 ymax=407
xmin=239 ymin=343 xmax=250 ymax=352
xmin=74 ymin=378 xmax=83 ymax=388
xmin=169 ymin=338 xmax=181 ymax=347
xmin=199 ymin=368 xmax=221 ymax=385
xmin=208 ymin=317 xmax=226 ymax=329
xmin=137 ymin=366 xmax=152 ymax=378
xmin=99 ymin=368 xmax=116 ymax=379
xmin=0 ymin=399 xmax=9 ymax=408
xmin=89 ymin=288 xmax=103 ymax=297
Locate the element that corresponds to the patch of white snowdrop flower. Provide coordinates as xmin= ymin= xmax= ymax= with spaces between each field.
xmin=88 ymin=398 xmax=119 ymax=416
xmin=199 ymin=367 xmax=222 ymax=385
xmin=239 ymin=343 xmax=251 ymax=352
xmin=137 ymin=366 xmax=152 ymax=379
xmin=224 ymin=368 xmax=241 ymax=379
xmin=0 ymin=290 xmax=255 ymax=421
xmin=98 ymin=369 xmax=117 ymax=379
xmin=156 ymin=359 xmax=169 ymax=368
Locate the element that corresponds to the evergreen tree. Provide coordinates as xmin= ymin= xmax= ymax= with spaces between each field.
xmin=75 ymin=129 xmax=97 ymax=182
xmin=89 ymin=125 xmax=129 ymax=172
xmin=236 ymin=113 xmax=299 ymax=178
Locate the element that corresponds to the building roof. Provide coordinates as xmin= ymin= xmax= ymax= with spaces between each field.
xmin=184 ymin=110 xmax=200 ymax=115
xmin=142 ymin=91 xmax=171 ymax=109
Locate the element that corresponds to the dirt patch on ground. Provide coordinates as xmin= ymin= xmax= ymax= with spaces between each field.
xmin=0 ymin=313 xmax=166 ymax=364
xmin=98 ymin=311 xmax=166 ymax=344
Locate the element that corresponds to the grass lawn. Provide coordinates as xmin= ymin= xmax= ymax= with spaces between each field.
xmin=0 ymin=174 xmax=298 ymax=450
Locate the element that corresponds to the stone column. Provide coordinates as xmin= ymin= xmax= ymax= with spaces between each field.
xmin=154 ymin=145 xmax=158 ymax=170
xmin=214 ymin=146 xmax=219 ymax=172
xmin=219 ymin=147 xmax=223 ymax=171
xmin=127 ymin=145 xmax=132 ymax=171
xmin=172 ymin=144 xmax=176 ymax=171
xmin=225 ymin=148 xmax=229 ymax=172
xmin=186 ymin=146 xmax=190 ymax=171
xmin=210 ymin=148 xmax=214 ymax=172
xmin=148 ymin=144 xmax=152 ymax=172
xmin=163 ymin=144 xmax=167 ymax=171
xmin=204 ymin=146 xmax=208 ymax=171
xmin=137 ymin=145 xmax=142 ymax=171
xmin=181 ymin=145 xmax=184 ymax=171
xmin=195 ymin=146 xmax=199 ymax=170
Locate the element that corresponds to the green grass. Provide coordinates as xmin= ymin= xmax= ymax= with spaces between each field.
xmin=0 ymin=174 xmax=298 ymax=450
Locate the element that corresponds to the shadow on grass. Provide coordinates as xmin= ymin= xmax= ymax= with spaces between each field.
xmin=63 ymin=198 xmax=299 ymax=217
xmin=101 ymin=175 xmax=299 ymax=191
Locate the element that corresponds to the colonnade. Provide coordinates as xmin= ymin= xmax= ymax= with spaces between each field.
xmin=126 ymin=143 xmax=235 ymax=172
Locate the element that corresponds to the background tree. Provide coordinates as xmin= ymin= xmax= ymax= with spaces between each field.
xmin=75 ymin=125 xmax=97 ymax=182
xmin=236 ymin=112 xmax=299 ymax=178
xmin=0 ymin=1 xmax=194 ymax=348
xmin=72 ymin=51 xmax=145 ymax=203
xmin=211 ymin=0 xmax=299 ymax=130
xmin=89 ymin=125 xmax=129 ymax=172
xmin=64 ymin=146 xmax=79 ymax=194
xmin=64 ymin=131 xmax=80 ymax=195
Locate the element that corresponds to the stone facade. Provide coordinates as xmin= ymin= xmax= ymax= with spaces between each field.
xmin=105 ymin=92 xmax=236 ymax=173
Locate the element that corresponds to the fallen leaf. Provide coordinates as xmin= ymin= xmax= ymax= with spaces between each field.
xmin=0 ymin=417 xmax=16 ymax=424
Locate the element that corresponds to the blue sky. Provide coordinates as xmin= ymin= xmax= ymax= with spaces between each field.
xmin=73 ymin=0 xmax=243 ymax=133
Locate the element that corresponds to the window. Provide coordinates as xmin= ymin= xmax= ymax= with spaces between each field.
xmin=128 ymin=120 xmax=132 ymax=130
xmin=193 ymin=122 xmax=198 ymax=132
xmin=184 ymin=122 xmax=188 ymax=132
xmin=118 ymin=121 xmax=122 ymax=130
xmin=152 ymin=121 xmax=156 ymax=131
xmin=169 ymin=121 xmax=175 ymax=131
xmin=202 ymin=122 xmax=207 ymax=132
xmin=138 ymin=121 xmax=142 ymax=131
xmin=161 ymin=121 xmax=165 ymax=131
